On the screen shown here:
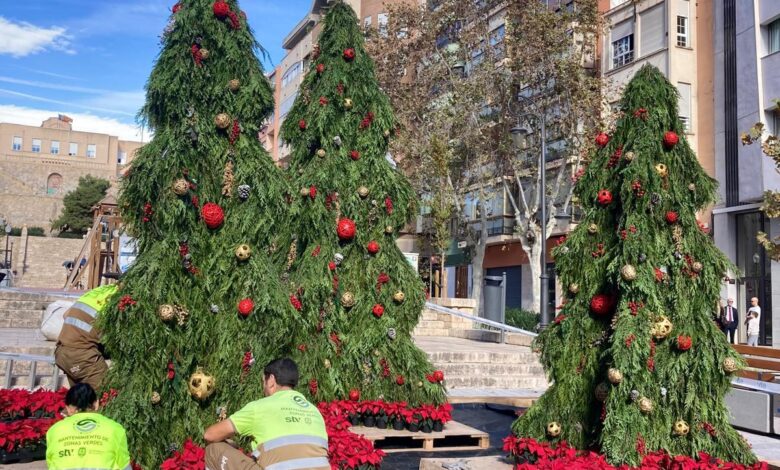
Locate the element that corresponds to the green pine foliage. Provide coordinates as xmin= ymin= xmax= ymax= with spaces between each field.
xmin=511 ymin=66 xmax=755 ymax=465
xmin=278 ymin=1 xmax=446 ymax=406
xmin=97 ymin=0 xmax=292 ymax=465
xmin=52 ymin=175 xmax=111 ymax=234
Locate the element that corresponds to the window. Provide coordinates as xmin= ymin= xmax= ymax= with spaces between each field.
xmin=611 ymin=20 xmax=634 ymax=68
xmin=118 ymin=151 xmax=127 ymax=164
xmin=378 ymin=13 xmax=389 ymax=37
xmin=87 ymin=144 xmax=96 ymax=158
xmin=364 ymin=16 xmax=372 ymax=29
xmin=31 ymin=139 xmax=41 ymax=153
xmin=282 ymin=61 xmax=302 ymax=88
xmin=610 ymin=0 xmax=629 ymax=8
xmin=769 ymin=18 xmax=780 ymax=54
xmin=12 ymin=136 xmax=22 ymax=151
xmin=69 ymin=142 xmax=78 ymax=156
xmin=677 ymin=82 xmax=692 ymax=132
xmin=51 ymin=140 xmax=60 ymax=155
xmin=279 ymin=92 xmax=298 ymax=118
xmin=677 ymin=16 xmax=689 ymax=47
xmin=640 ymin=4 xmax=665 ymax=56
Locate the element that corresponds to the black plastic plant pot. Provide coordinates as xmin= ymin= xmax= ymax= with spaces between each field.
xmin=363 ymin=416 xmax=376 ymax=427
xmin=408 ymin=422 xmax=419 ymax=432
xmin=433 ymin=420 xmax=444 ymax=432
xmin=376 ymin=417 xmax=388 ymax=429
xmin=392 ymin=418 xmax=405 ymax=430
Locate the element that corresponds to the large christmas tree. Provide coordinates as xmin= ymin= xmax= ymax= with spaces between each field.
xmin=97 ymin=0 xmax=293 ymax=465
xmin=511 ymin=66 xmax=756 ymax=465
xmin=278 ymin=1 xmax=446 ymax=406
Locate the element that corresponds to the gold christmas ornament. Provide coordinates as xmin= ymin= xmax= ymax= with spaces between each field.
xmin=373 ymin=349 xmax=381 ymax=357
xmin=652 ymin=316 xmax=673 ymax=339
xmin=357 ymin=186 xmax=370 ymax=198
xmin=188 ymin=368 xmax=216 ymax=401
xmin=324 ymin=359 xmax=331 ymax=369
xmin=228 ymin=79 xmax=241 ymax=92
xmin=624 ymin=151 xmax=636 ymax=162
xmin=588 ymin=223 xmax=599 ymax=234
xmin=568 ymin=283 xmax=580 ymax=294
xmin=174 ymin=305 xmax=189 ymax=326
xmin=344 ymin=98 xmax=353 ymax=109
xmin=607 ymin=368 xmax=623 ymax=384
xmin=385 ymin=225 xmax=394 ymax=234
xmin=688 ymin=183 xmax=696 ymax=191
xmin=341 ymin=291 xmax=356 ymax=308
xmin=300 ymin=187 xmax=310 ymax=197
xmin=235 ymin=244 xmax=252 ymax=261
xmin=620 ymin=264 xmax=637 ymax=281
xmin=158 ymin=304 xmax=176 ymax=322
xmin=546 ymin=422 xmax=562 ymax=437
xmin=638 ymin=397 xmax=654 ymax=414
xmin=199 ymin=48 xmax=210 ymax=60
xmin=417 ymin=381 xmax=424 ymax=387
xmin=595 ymin=383 xmax=609 ymax=402
xmin=691 ymin=261 xmax=703 ymax=273
xmin=673 ymin=420 xmax=690 ymax=436
xmin=172 ymin=179 xmax=189 ymax=196
xmin=317 ymin=148 xmax=327 ymax=158
xmin=151 ymin=391 xmax=161 ymax=405
xmin=393 ymin=291 xmax=406 ymax=303
xmin=655 ymin=163 xmax=668 ymax=178
xmin=384 ymin=130 xmax=391 ymax=138
xmin=215 ymin=113 xmax=231 ymax=129
xmin=723 ymin=357 xmax=738 ymax=373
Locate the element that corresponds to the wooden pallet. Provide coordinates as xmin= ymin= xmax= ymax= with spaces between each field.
xmin=349 ymin=420 xmax=490 ymax=453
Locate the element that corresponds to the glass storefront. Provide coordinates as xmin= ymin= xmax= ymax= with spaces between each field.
xmin=735 ymin=211 xmax=772 ymax=345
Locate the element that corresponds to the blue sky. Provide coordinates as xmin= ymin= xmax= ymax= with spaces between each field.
xmin=0 ymin=0 xmax=311 ymax=140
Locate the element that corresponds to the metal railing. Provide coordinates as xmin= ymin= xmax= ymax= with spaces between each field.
xmin=0 ymin=352 xmax=61 ymax=390
xmin=425 ymin=301 xmax=537 ymax=343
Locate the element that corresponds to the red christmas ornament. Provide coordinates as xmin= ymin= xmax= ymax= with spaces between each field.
xmin=309 ymin=186 xmax=317 ymax=200
xmin=595 ymin=132 xmax=610 ymax=148
xmin=385 ymin=197 xmax=394 ymax=215
xmin=348 ymin=389 xmax=360 ymax=402
xmin=201 ymin=203 xmax=224 ymax=229
xmin=309 ymin=379 xmax=318 ymax=396
xmin=590 ymin=294 xmax=612 ymax=316
xmin=396 ymin=375 xmax=405 ymax=385
xmin=433 ymin=370 xmax=445 ymax=382
xmin=350 ymin=150 xmax=361 ymax=161
xmin=677 ymin=335 xmax=692 ymax=351
xmin=299 ymin=119 xmax=307 ymax=130
xmin=665 ymin=211 xmax=679 ymax=224
xmin=633 ymin=108 xmax=648 ymax=120
xmin=297 ymin=344 xmax=307 ymax=352
xmin=328 ymin=261 xmax=337 ymax=271
xmin=213 ymin=1 xmax=229 ymax=18
xmin=167 ymin=361 xmax=175 ymax=380
xmin=343 ymin=48 xmax=356 ymax=61
xmin=238 ymin=298 xmax=254 ymax=317
xmin=597 ymin=189 xmax=613 ymax=206
xmin=367 ymin=241 xmax=380 ymax=255
xmin=319 ymin=96 xmax=328 ymax=106
xmin=337 ymin=218 xmax=356 ymax=241
xmin=290 ymin=295 xmax=302 ymax=311
xmin=172 ymin=3 xmax=182 ymax=13
xmin=372 ymin=304 xmax=385 ymax=318
xmin=316 ymin=63 xmax=325 ymax=74
xmin=663 ymin=131 xmax=679 ymax=148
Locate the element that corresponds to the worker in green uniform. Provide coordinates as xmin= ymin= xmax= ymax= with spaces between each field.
xmin=204 ymin=358 xmax=330 ymax=470
xmin=54 ymin=284 xmax=118 ymax=389
xmin=46 ymin=383 xmax=131 ymax=469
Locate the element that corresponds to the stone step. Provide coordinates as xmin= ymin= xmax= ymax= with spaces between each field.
xmin=444 ymin=376 xmax=548 ymax=388
xmin=2 ymin=375 xmax=63 ymax=389
xmin=413 ymin=327 xmax=452 ymax=337
xmin=426 ymin=351 xmax=538 ymax=364
xmin=436 ymin=363 xmax=545 ymax=376
xmin=0 ymin=299 xmax=51 ymax=310
xmin=416 ymin=319 xmax=447 ymax=329
xmin=0 ymin=309 xmax=44 ymax=328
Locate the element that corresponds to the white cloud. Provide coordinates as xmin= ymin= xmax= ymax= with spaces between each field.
xmin=0 ymin=105 xmax=149 ymax=142
xmin=0 ymin=17 xmax=74 ymax=57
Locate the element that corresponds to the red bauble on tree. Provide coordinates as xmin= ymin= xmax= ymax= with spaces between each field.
xmin=396 ymin=375 xmax=405 ymax=385
xmin=337 ymin=218 xmax=356 ymax=241
xmin=309 ymin=379 xmax=318 ymax=396
xmin=590 ymin=294 xmax=613 ymax=316
xmin=299 ymin=119 xmax=307 ymax=130
xmin=348 ymin=389 xmax=360 ymax=401
xmin=595 ymin=132 xmax=610 ymax=148
xmin=238 ymin=298 xmax=254 ymax=317
xmin=367 ymin=241 xmax=380 ymax=255
xmin=350 ymin=150 xmax=361 ymax=161
xmin=213 ymin=1 xmax=229 ymax=18
xmin=343 ymin=48 xmax=356 ymax=61
xmin=663 ymin=130 xmax=679 ymax=148
xmin=172 ymin=3 xmax=182 ymax=13
xmin=201 ymin=203 xmax=225 ymax=229
xmin=677 ymin=335 xmax=692 ymax=351
xmin=665 ymin=211 xmax=679 ymax=224
xmin=316 ymin=63 xmax=325 ymax=74
xmin=597 ymin=189 xmax=613 ymax=206
xmin=328 ymin=261 xmax=337 ymax=271
xmin=372 ymin=304 xmax=385 ymax=318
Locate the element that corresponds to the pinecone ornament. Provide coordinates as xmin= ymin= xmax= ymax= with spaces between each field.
xmin=237 ymin=185 xmax=251 ymax=201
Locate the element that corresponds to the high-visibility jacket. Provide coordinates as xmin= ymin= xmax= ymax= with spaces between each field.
xmin=46 ymin=412 xmax=131 ymax=470
xmin=58 ymin=285 xmax=118 ymax=349
xmin=229 ymin=390 xmax=329 ymax=469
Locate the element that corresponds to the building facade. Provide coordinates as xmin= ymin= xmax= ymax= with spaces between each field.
xmin=712 ymin=0 xmax=780 ymax=347
xmin=0 ymin=115 xmax=143 ymax=231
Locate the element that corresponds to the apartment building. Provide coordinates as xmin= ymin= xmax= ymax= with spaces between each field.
xmin=0 ymin=115 xmax=143 ymax=231
xmin=712 ymin=0 xmax=780 ymax=347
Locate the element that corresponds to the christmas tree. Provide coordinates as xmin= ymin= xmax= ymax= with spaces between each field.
xmin=511 ymin=66 xmax=756 ymax=466
xmin=97 ymin=1 xmax=293 ymax=465
xmin=278 ymin=1 xmax=446 ymax=406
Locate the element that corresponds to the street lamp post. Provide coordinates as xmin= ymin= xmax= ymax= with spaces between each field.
xmin=511 ymin=110 xmax=551 ymax=331
xmin=3 ymin=223 xmax=11 ymax=271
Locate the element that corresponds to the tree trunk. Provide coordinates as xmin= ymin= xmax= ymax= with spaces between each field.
xmin=471 ymin=241 xmax=486 ymax=315
xmin=519 ymin=223 xmax=543 ymax=314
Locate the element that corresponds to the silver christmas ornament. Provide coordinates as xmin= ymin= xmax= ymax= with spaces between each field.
xmin=210 ymin=304 xmax=220 ymax=313
xmin=334 ymin=253 xmax=344 ymax=266
xmin=387 ymin=328 xmax=397 ymax=340
xmin=333 ymin=136 xmax=342 ymax=147
xmin=630 ymin=390 xmax=640 ymax=401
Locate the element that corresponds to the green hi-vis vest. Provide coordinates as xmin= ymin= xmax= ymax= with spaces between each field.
xmin=46 ymin=412 xmax=131 ymax=470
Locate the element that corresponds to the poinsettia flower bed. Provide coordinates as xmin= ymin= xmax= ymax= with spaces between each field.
xmin=503 ymin=436 xmax=769 ymax=470
xmin=160 ymin=439 xmax=205 ymax=470
xmin=0 ymin=388 xmax=66 ymax=420
xmin=321 ymin=399 xmax=453 ymax=432
xmin=0 ymin=418 xmax=57 ymax=453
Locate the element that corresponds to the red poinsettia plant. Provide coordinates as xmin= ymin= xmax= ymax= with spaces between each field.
xmin=160 ymin=438 xmax=206 ymax=470
xmin=0 ymin=388 xmax=66 ymax=419
xmin=0 ymin=418 xmax=57 ymax=452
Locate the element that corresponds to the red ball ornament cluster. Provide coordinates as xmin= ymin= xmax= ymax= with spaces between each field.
xmin=677 ymin=335 xmax=692 ymax=351
xmin=299 ymin=119 xmax=307 ymax=130
xmin=343 ymin=48 xmax=356 ymax=61
xmin=595 ymin=132 xmax=610 ymax=148
xmin=396 ymin=375 xmax=405 ymax=386
xmin=316 ymin=63 xmax=325 ymax=74
xmin=427 ymin=370 xmax=445 ymax=383
xmin=202 ymin=203 xmax=225 ymax=229
xmin=665 ymin=211 xmax=679 ymax=224
xmin=349 ymin=389 xmax=360 ymax=401
xmin=213 ymin=1 xmax=229 ymax=18
xmin=367 ymin=241 xmax=380 ymax=255
xmin=290 ymin=295 xmax=302 ymax=311
xmin=590 ymin=294 xmax=613 ymax=316
xmin=238 ymin=298 xmax=254 ymax=317
xmin=337 ymin=218 xmax=356 ymax=241
xmin=372 ymin=304 xmax=385 ymax=318
xmin=663 ymin=131 xmax=679 ymax=149
xmin=350 ymin=150 xmax=361 ymax=161
xmin=597 ymin=189 xmax=613 ymax=206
